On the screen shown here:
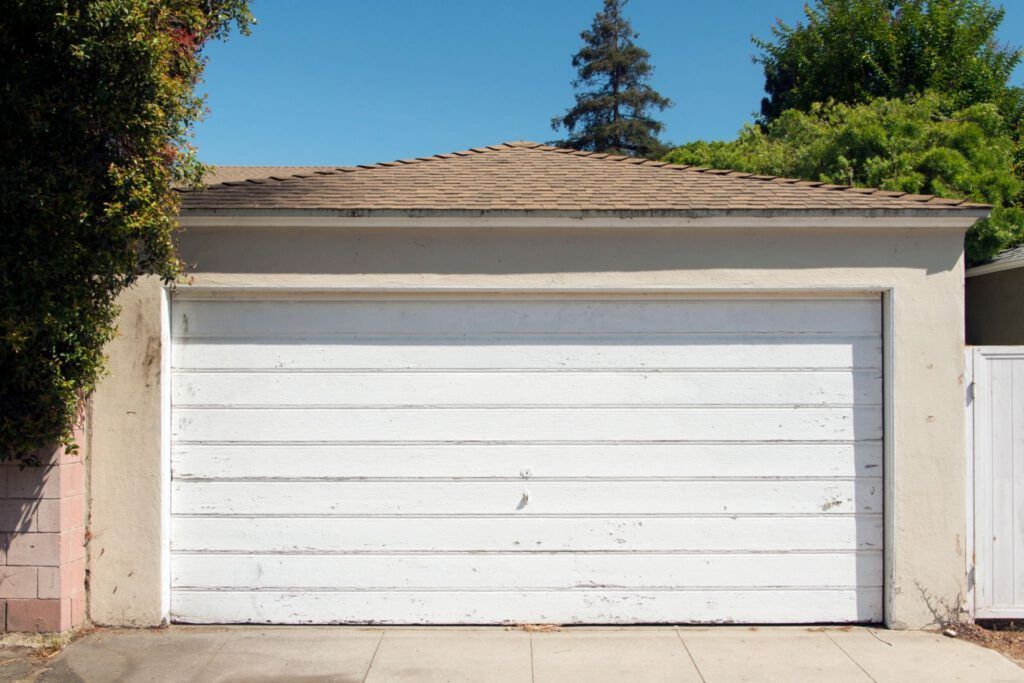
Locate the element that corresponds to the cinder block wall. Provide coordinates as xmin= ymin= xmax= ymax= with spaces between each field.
xmin=0 ymin=423 xmax=87 ymax=632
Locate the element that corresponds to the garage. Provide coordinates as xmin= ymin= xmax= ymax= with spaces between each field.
xmin=88 ymin=140 xmax=986 ymax=629
xmin=169 ymin=294 xmax=883 ymax=624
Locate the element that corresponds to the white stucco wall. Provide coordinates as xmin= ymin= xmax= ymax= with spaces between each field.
xmin=88 ymin=222 xmax=970 ymax=629
xmin=89 ymin=277 xmax=166 ymax=626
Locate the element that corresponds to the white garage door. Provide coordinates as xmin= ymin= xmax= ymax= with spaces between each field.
xmin=170 ymin=295 xmax=883 ymax=624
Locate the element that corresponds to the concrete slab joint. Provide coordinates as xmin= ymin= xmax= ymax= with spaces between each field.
xmin=0 ymin=424 xmax=88 ymax=633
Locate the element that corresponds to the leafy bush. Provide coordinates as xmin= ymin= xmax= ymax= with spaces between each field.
xmin=0 ymin=1 xmax=251 ymax=464
xmin=664 ymin=93 xmax=1023 ymax=265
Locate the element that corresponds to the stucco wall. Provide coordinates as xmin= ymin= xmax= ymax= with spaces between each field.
xmin=89 ymin=223 xmax=969 ymax=629
xmin=966 ymin=266 xmax=1024 ymax=345
xmin=88 ymin=278 xmax=165 ymax=627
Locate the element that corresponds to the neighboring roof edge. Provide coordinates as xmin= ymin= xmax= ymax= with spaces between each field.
xmin=179 ymin=140 xmax=992 ymax=213
xmin=966 ymin=244 xmax=1024 ymax=277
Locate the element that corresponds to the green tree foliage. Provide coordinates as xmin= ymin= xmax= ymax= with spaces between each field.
xmin=551 ymin=0 xmax=672 ymax=157
xmin=754 ymin=0 xmax=1022 ymax=122
xmin=664 ymin=94 xmax=1023 ymax=265
xmin=754 ymin=0 xmax=1024 ymax=203
xmin=0 ymin=0 xmax=251 ymax=463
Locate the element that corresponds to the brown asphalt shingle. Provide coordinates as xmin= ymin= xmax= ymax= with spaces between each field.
xmin=180 ymin=141 xmax=990 ymax=215
xmin=202 ymin=165 xmax=338 ymax=185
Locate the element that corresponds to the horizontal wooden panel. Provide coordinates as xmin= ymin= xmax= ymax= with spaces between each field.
xmin=171 ymin=515 xmax=883 ymax=553
xmin=172 ymin=479 xmax=880 ymax=516
xmin=172 ymin=552 xmax=883 ymax=591
xmin=169 ymin=295 xmax=884 ymax=624
xmin=172 ymin=370 xmax=881 ymax=408
xmin=172 ymin=299 xmax=881 ymax=339
xmin=170 ymin=588 xmax=883 ymax=624
xmin=172 ymin=407 xmax=880 ymax=443
xmin=172 ymin=443 xmax=883 ymax=480
xmin=173 ymin=338 xmax=882 ymax=371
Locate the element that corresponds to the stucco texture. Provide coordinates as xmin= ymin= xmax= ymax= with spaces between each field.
xmin=966 ymin=266 xmax=1024 ymax=345
xmin=89 ymin=223 xmax=969 ymax=629
xmin=88 ymin=278 xmax=165 ymax=627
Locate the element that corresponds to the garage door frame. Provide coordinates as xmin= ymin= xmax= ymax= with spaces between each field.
xmin=158 ymin=285 xmax=894 ymax=626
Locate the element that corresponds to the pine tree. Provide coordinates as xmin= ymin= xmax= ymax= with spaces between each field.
xmin=551 ymin=0 xmax=672 ymax=157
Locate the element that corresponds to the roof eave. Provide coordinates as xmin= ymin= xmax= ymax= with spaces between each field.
xmin=177 ymin=207 xmax=989 ymax=230
xmin=966 ymin=253 xmax=1024 ymax=277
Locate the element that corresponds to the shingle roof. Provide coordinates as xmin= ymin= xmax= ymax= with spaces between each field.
xmin=180 ymin=140 xmax=990 ymax=216
xmin=986 ymin=244 xmax=1024 ymax=266
xmin=966 ymin=243 xmax=1024 ymax=276
xmin=202 ymin=165 xmax=337 ymax=185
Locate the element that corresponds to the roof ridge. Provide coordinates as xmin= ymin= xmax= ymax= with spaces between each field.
xmin=182 ymin=141 xmax=989 ymax=209
xmin=185 ymin=143 xmax=521 ymax=191
xmin=210 ymin=164 xmax=337 ymax=168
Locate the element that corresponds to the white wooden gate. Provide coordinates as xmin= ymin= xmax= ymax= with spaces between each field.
xmin=970 ymin=346 xmax=1024 ymax=618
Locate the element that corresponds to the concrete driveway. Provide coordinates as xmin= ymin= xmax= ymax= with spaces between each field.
xmin=2 ymin=625 xmax=1022 ymax=682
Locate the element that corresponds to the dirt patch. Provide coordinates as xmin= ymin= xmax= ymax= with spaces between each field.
xmin=953 ymin=622 xmax=1024 ymax=667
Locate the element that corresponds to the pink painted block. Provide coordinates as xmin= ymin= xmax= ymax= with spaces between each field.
xmin=24 ymin=446 xmax=54 ymax=467
xmin=65 ymin=560 xmax=86 ymax=596
xmin=60 ymin=423 xmax=85 ymax=466
xmin=59 ymin=494 xmax=84 ymax=532
xmin=36 ymin=442 xmax=82 ymax=467
xmin=37 ymin=559 xmax=85 ymax=600
xmin=0 ymin=500 xmax=37 ymax=533
xmin=34 ymin=495 xmax=84 ymax=534
xmin=69 ymin=592 xmax=85 ymax=628
xmin=33 ymin=499 xmax=59 ymax=534
xmin=59 ymin=527 xmax=85 ymax=563
xmin=58 ymin=449 xmax=82 ymax=466
xmin=5 ymin=533 xmax=60 ymax=567
xmin=5 ymin=461 xmax=84 ymax=500
xmin=61 ymin=596 xmax=72 ymax=630
xmin=0 ymin=422 xmax=88 ymax=633
xmin=5 ymin=465 xmax=56 ymax=499
xmin=57 ymin=462 xmax=85 ymax=498
xmin=36 ymin=567 xmax=58 ymax=600
xmin=7 ymin=598 xmax=65 ymax=633
xmin=0 ymin=567 xmax=38 ymax=599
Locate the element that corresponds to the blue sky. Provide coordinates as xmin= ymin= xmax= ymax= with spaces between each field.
xmin=193 ymin=0 xmax=1024 ymax=166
